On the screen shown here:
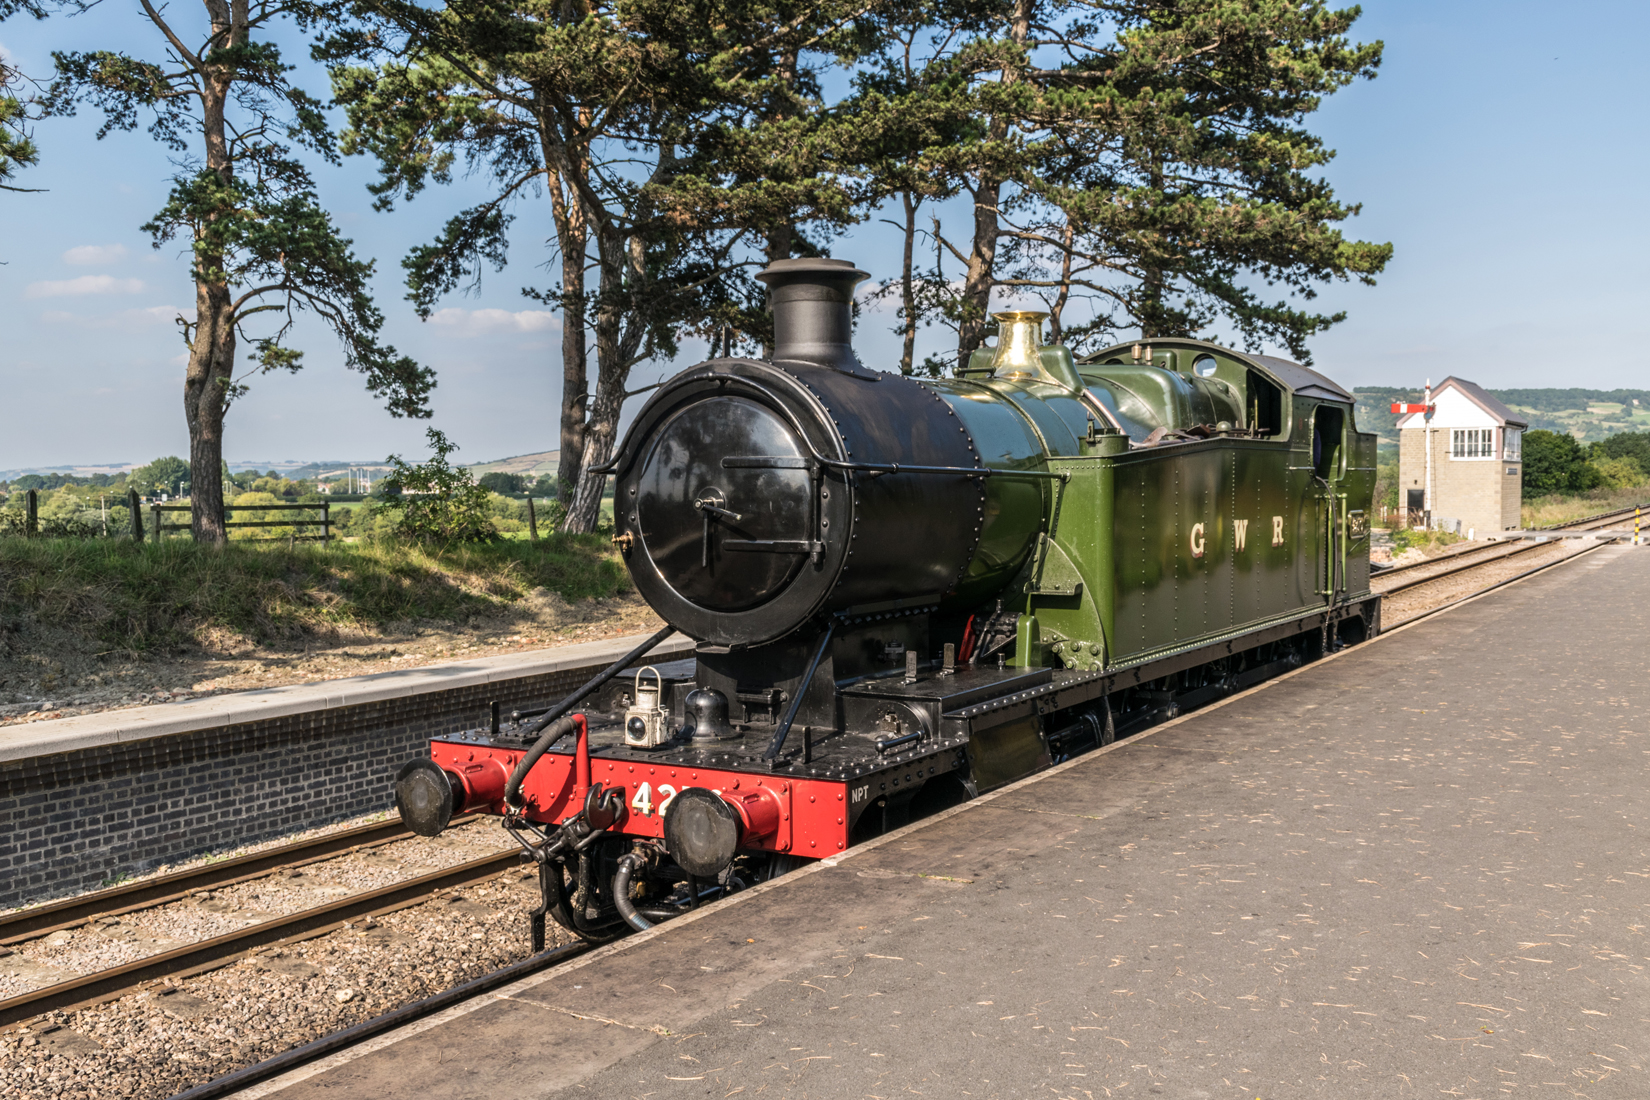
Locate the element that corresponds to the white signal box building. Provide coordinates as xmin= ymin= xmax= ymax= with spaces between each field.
xmin=1396 ymin=377 xmax=1527 ymax=535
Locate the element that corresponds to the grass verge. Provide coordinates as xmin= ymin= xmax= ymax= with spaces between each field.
xmin=0 ymin=535 xmax=631 ymax=654
xmin=1522 ymin=487 xmax=1650 ymax=529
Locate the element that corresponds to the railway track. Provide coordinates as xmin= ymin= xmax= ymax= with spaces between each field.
xmin=1373 ymin=504 xmax=1645 ymax=596
xmin=0 ymin=815 xmax=522 ymax=1028
xmin=7 ymin=516 xmax=1642 ymax=1099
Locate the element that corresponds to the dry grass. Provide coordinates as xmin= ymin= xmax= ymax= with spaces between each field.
xmin=0 ymin=534 xmax=630 ymax=655
xmin=1522 ymin=487 xmax=1650 ymax=529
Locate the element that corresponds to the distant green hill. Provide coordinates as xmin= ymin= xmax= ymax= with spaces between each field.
xmin=1353 ymin=387 xmax=1650 ymax=445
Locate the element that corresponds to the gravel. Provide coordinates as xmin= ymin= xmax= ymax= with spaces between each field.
xmin=1375 ymin=538 xmax=1594 ymax=625
xmin=0 ymin=860 xmax=576 ymax=1100
xmin=0 ymin=817 xmax=519 ymax=1001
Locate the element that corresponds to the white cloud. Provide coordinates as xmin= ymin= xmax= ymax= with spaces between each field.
xmin=62 ymin=244 xmax=130 ymax=266
xmin=426 ymin=307 xmax=558 ymax=335
xmin=40 ymin=305 xmax=190 ymax=329
xmin=26 ymin=275 xmax=147 ymax=298
xmin=127 ymin=305 xmax=189 ymax=325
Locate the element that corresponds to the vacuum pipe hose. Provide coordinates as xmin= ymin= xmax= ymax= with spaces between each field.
xmin=613 ymin=853 xmax=653 ymax=932
xmin=505 ymin=714 xmax=579 ymax=811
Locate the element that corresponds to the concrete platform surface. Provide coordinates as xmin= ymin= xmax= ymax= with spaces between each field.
xmin=244 ymin=543 xmax=1650 ymax=1100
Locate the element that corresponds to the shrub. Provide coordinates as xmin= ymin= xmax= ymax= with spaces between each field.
xmin=478 ymin=471 xmax=528 ymax=495
xmin=1522 ymin=430 xmax=1604 ymax=495
xmin=377 ymin=429 xmax=498 ymax=543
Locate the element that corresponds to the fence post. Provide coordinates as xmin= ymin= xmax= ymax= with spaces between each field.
xmin=129 ymin=489 xmax=144 ymax=542
xmin=323 ymin=499 xmax=331 ymax=546
xmin=25 ymin=489 xmax=38 ymax=537
xmin=527 ymin=496 xmax=538 ymax=543
xmin=151 ymin=503 xmax=162 ymax=542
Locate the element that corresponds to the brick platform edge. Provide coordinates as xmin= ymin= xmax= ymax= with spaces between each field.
xmin=0 ymin=633 xmax=691 ymax=910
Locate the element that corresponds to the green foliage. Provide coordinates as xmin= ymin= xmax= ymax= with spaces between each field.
xmin=1522 ymin=430 xmax=1604 ymax=496
xmin=842 ymin=0 xmax=1391 ymax=363
xmin=0 ymin=81 xmax=40 ymax=193
xmin=1373 ymin=456 xmax=1398 ymax=513
xmin=377 ymin=428 xmax=498 ymax=543
xmin=0 ymin=535 xmax=630 ymax=652
xmin=0 ymin=482 xmax=136 ymax=538
xmin=135 ymin=166 xmax=435 ymax=417
xmin=1351 ymin=387 xmax=1423 ymax=444
xmin=1588 ymin=455 xmax=1645 ymax=490
xmin=1013 ymin=0 xmax=1392 ymax=360
xmin=1589 ymin=430 xmax=1650 ymax=474
xmin=0 ymin=0 xmax=44 ymax=194
xmin=528 ymin=474 xmax=557 ymax=499
xmin=129 ymin=456 xmax=190 ymax=495
xmin=478 ymin=471 xmax=527 ymax=495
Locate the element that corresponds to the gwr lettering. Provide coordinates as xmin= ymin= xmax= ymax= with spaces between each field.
xmin=1189 ymin=522 xmax=1206 ymax=558
xmin=1272 ymin=515 xmax=1285 ymax=547
xmin=1234 ymin=518 xmax=1249 ymax=551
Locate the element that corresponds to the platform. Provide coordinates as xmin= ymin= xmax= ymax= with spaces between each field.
xmin=242 ymin=542 xmax=1650 ymax=1099
xmin=0 ymin=631 xmax=691 ymax=908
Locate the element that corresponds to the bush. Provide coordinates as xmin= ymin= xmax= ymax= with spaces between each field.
xmin=478 ymin=471 xmax=528 ymax=495
xmin=1589 ymin=430 xmax=1650 ymax=473
xmin=377 ymin=429 xmax=498 ymax=543
xmin=1522 ymin=430 xmax=1604 ymax=495
xmin=130 ymin=456 xmax=190 ymax=496
xmin=1589 ymin=455 xmax=1645 ymax=489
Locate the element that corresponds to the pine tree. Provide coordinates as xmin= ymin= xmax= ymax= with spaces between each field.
xmin=44 ymin=0 xmax=433 ymax=543
xmin=866 ymin=0 xmax=1391 ymax=366
xmin=329 ymin=0 xmax=881 ymax=531
xmin=0 ymin=0 xmax=47 ymax=193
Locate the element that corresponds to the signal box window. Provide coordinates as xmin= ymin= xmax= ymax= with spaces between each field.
xmin=1451 ymin=428 xmax=1493 ymax=459
xmin=1503 ymin=428 xmax=1522 ymax=461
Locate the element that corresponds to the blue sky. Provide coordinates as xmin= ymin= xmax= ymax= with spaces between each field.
xmin=1 ymin=0 xmax=1647 ymax=471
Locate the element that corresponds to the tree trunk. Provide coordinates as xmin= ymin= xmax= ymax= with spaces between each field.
xmin=956 ymin=173 xmax=1001 ymax=370
xmin=562 ymin=227 xmax=630 ymax=533
xmin=1140 ymin=154 xmax=1165 ymax=338
xmin=187 ymin=61 xmax=234 ymax=546
xmin=185 ymin=276 xmax=233 ymax=544
xmin=563 ymin=357 xmax=626 ymax=533
xmin=956 ymin=0 xmax=1032 ymax=371
xmin=899 ymin=190 xmax=918 ymax=375
xmin=1049 ymin=220 xmax=1074 ymax=343
xmin=546 ymin=161 xmax=588 ymax=502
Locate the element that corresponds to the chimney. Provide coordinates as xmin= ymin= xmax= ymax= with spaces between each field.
xmin=755 ymin=257 xmax=872 ymax=376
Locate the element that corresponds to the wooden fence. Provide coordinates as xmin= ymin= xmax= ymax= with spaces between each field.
xmin=149 ymin=500 xmax=332 ymax=543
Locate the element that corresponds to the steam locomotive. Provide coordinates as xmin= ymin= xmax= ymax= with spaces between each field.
xmin=394 ymin=257 xmax=1380 ymax=946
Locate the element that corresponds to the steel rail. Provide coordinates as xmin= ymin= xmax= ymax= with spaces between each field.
xmin=0 ymin=845 xmax=524 ymax=1028
xmin=1374 ymin=506 xmax=1643 ymax=589
xmin=1386 ymin=536 xmax=1616 ymax=631
xmin=0 ymin=815 xmax=479 ymax=945
xmin=1375 ymin=542 xmax=1548 ymax=594
xmin=1373 ymin=538 xmax=1513 ymax=577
